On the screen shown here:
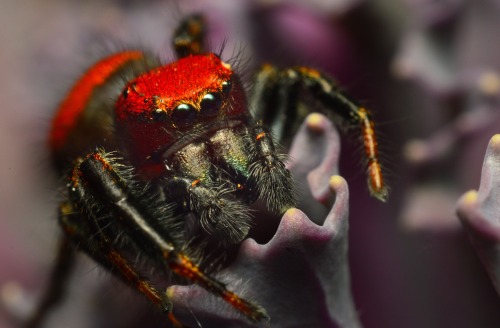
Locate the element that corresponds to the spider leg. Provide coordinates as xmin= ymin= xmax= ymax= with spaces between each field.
xmin=208 ymin=125 xmax=296 ymax=215
xmin=58 ymin=201 xmax=171 ymax=312
xmin=173 ymin=14 xmax=206 ymax=58
xmin=245 ymin=124 xmax=298 ymax=214
xmin=68 ymin=150 xmax=268 ymax=323
xmin=250 ymin=65 xmax=389 ymax=201
xmin=250 ymin=65 xmax=302 ymax=144
xmin=23 ymin=236 xmax=75 ymax=328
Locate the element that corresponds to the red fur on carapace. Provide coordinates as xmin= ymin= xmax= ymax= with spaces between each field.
xmin=114 ymin=53 xmax=248 ymax=178
xmin=115 ymin=53 xmax=233 ymax=120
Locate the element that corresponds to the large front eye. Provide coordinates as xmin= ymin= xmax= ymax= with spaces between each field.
xmin=171 ymin=103 xmax=197 ymax=127
xmin=200 ymin=92 xmax=222 ymax=117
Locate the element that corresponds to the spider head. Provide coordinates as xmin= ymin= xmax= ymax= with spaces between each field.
xmin=114 ymin=53 xmax=248 ymax=178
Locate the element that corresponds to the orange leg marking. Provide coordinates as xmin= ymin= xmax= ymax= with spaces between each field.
xmin=358 ymin=108 xmax=388 ymax=201
xmin=169 ymin=253 xmax=268 ymax=322
xmin=255 ymin=132 xmax=266 ymax=140
xmin=107 ymin=250 xmax=163 ymax=305
xmin=106 ymin=251 xmax=190 ymax=327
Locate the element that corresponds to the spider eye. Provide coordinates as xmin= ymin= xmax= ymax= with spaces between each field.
xmin=171 ymin=103 xmax=197 ymax=126
xmin=121 ymin=87 xmax=130 ymax=99
xmin=221 ymin=80 xmax=231 ymax=94
xmin=152 ymin=108 xmax=167 ymax=122
xmin=200 ymin=92 xmax=222 ymax=117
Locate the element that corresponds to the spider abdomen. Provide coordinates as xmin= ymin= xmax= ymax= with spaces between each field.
xmin=49 ymin=51 xmax=159 ymax=171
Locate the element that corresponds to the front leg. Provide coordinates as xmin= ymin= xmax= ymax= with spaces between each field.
xmin=173 ymin=14 xmax=206 ymax=58
xmin=246 ymin=124 xmax=297 ymax=214
xmin=65 ymin=149 xmax=268 ymax=324
xmin=57 ymin=202 xmax=176 ymax=321
xmin=250 ymin=65 xmax=389 ymax=201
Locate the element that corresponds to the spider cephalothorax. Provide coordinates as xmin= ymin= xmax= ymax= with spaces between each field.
xmin=27 ymin=14 xmax=387 ymax=328
xmin=112 ymin=52 xmax=296 ymax=243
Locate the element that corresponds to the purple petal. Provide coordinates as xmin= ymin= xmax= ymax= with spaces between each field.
xmin=169 ymin=177 xmax=358 ymax=328
xmin=288 ymin=113 xmax=341 ymax=216
xmin=167 ymin=114 xmax=359 ymax=327
xmin=457 ymin=134 xmax=500 ymax=295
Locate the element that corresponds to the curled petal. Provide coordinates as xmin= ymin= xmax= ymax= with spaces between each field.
xmin=457 ymin=134 xmax=500 ymax=295
xmin=170 ymin=177 xmax=359 ymax=328
xmin=287 ymin=113 xmax=341 ymax=221
xmin=168 ymin=114 xmax=359 ymax=327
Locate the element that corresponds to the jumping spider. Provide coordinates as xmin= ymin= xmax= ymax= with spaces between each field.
xmin=27 ymin=14 xmax=387 ymax=328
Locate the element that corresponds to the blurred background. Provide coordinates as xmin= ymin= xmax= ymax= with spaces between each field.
xmin=1 ymin=0 xmax=500 ymax=327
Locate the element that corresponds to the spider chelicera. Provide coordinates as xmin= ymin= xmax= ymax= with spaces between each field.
xmin=26 ymin=14 xmax=388 ymax=328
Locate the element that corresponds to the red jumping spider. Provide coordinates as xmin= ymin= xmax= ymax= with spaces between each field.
xmin=26 ymin=14 xmax=387 ymax=328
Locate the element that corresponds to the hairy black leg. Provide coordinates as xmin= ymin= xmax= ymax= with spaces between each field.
xmin=69 ymin=150 xmax=267 ymax=323
xmin=57 ymin=200 xmax=184 ymax=326
xmin=207 ymin=124 xmax=297 ymax=214
xmin=250 ymin=65 xmax=388 ymax=201
xmin=23 ymin=236 xmax=75 ymax=328
xmin=250 ymin=65 xmax=303 ymax=143
xmin=208 ymin=128 xmax=259 ymax=204
xmin=173 ymin=14 xmax=206 ymax=58
xmin=246 ymin=124 xmax=297 ymax=214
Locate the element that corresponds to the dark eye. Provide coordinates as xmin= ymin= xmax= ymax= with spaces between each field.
xmin=152 ymin=108 xmax=167 ymax=122
xmin=121 ymin=87 xmax=129 ymax=99
xmin=171 ymin=103 xmax=197 ymax=126
xmin=221 ymin=80 xmax=231 ymax=94
xmin=200 ymin=92 xmax=222 ymax=117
